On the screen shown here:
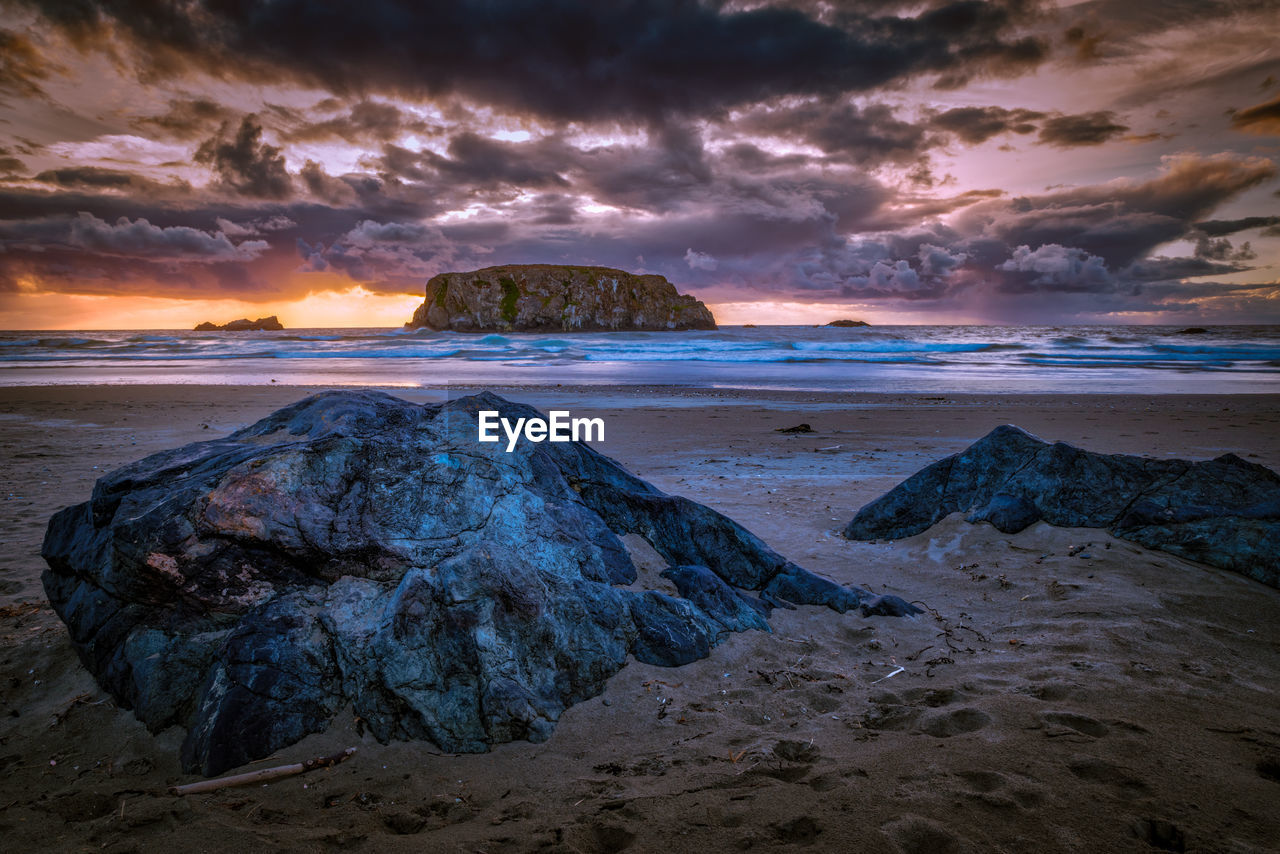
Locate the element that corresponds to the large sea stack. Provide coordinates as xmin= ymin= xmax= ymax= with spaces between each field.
xmin=405 ymin=264 xmax=716 ymax=332
xmin=42 ymin=391 xmax=914 ymax=776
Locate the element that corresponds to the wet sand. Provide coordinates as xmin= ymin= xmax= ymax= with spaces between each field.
xmin=1 ymin=385 xmax=1278 ymax=853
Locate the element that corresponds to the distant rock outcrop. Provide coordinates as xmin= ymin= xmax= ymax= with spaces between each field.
xmin=843 ymin=425 xmax=1280 ymax=588
xmin=194 ymin=316 xmax=283 ymax=331
xmin=826 ymin=319 xmax=869 ymax=327
xmin=43 ymin=391 xmax=915 ymax=776
xmin=405 ymin=265 xmax=716 ymax=332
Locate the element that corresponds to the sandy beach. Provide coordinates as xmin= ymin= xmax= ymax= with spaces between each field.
xmin=7 ymin=0 xmax=1280 ymax=849
xmin=1 ymin=385 xmax=1278 ymax=853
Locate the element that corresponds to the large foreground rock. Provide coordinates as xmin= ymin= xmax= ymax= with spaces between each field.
xmin=405 ymin=264 xmax=716 ymax=331
xmin=43 ymin=391 xmax=914 ymax=776
xmin=844 ymin=425 xmax=1280 ymax=588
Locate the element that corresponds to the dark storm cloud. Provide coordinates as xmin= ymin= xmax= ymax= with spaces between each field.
xmin=1036 ymin=111 xmax=1128 ymax=147
xmin=927 ymin=106 xmax=1043 ymax=144
xmin=1230 ymin=93 xmax=1280 ymax=135
xmin=574 ymin=124 xmax=714 ymax=213
xmin=1124 ymin=256 xmax=1252 ymax=281
xmin=1193 ymin=234 xmax=1255 ymax=262
xmin=195 ymin=116 xmax=292 ymax=199
xmin=15 ymin=0 xmax=1048 ymax=122
xmin=736 ymin=100 xmax=1134 ymax=166
xmin=1 ymin=144 xmax=1273 ymax=316
xmin=0 ymin=0 xmax=1273 ymax=325
xmin=299 ymin=161 xmax=359 ymax=206
xmin=374 ymin=145 xmax=432 ymax=183
xmin=0 ymin=175 xmax=478 ymax=297
xmin=371 ymin=124 xmax=723 ymax=215
xmin=718 ymin=143 xmax=814 ymax=172
xmin=283 ymin=101 xmax=443 ymax=144
xmin=1194 ymin=215 xmax=1280 ymax=236
xmin=131 ymin=98 xmax=236 ymax=141
xmin=35 ymin=165 xmax=189 ymax=195
xmin=66 ymin=213 xmax=267 ymax=260
xmin=1049 ymin=0 xmax=1277 ymax=56
xmin=954 ymin=155 xmax=1276 ymax=268
xmin=0 ymin=202 xmax=279 ymax=296
xmin=1063 ymin=25 xmax=1105 ymax=62
xmin=745 ymin=154 xmax=1279 ymax=305
xmin=737 ymin=100 xmax=930 ymax=166
xmin=526 ymin=194 xmax=580 ymax=226
xmin=0 ymin=28 xmax=55 ymax=97
xmin=422 ymin=133 xmax=569 ymax=189
xmin=295 ymin=219 xmax=466 ymax=291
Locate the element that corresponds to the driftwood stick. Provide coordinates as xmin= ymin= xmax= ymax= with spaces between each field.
xmin=167 ymin=747 xmax=356 ymax=796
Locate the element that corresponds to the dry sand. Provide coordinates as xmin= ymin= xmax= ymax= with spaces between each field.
xmin=1 ymin=385 xmax=1278 ymax=853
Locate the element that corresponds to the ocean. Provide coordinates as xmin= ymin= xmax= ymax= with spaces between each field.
xmin=2 ymin=325 xmax=1278 ymax=394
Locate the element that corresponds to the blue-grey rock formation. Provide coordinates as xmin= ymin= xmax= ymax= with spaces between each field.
xmin=42 ymin=391 xmax=915 ymax=776
xmin=843 ymin=424 xmax=1280 ymax=588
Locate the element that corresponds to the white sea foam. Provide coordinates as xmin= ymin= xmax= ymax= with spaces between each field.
xmin=1 ymin=325 xmax=1277 ymax=393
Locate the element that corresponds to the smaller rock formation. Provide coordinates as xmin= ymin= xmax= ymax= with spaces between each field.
xmin=405 ymin=264 xmax=715 ymax=332
xmin=843 ymin=425 xmax=1280 ymax=588
xmin=1176 ymin=327 xmax=1209 ymax=335
xmin=826 ymin=319 xmax=870 ymax=328
xmin=194 ymin=316 xmax=284 ymax=331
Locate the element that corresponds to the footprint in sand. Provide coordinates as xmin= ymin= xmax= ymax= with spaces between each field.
xmin=1067 ymin=755 xmax=1148 ymax=793
xmin=799 ymin=691 xmax=842 ymax=714
xmin=862 ymin=703 xmax=922 ymax=732
xmin=1130 ymin=818 xmax=1186 ymax=852
xmin=862 ymin=687 xmax=994 ymax=737
xmin=881 ymin=813 xmax=972 ymax=854
xmin=771 ymin=815 xmax=823 ymax=845
xmin=569 ymin=821 xmax=637 ymax=853
xmin=1018 ymin=681 xmax=1081 ymax=702
xmin=772 ymin=739 xmax=821 ymax=764
xmin=916 ymin=687 xmax=958 ymax=707
xmin=1039 ymin=710 xmax=1109 ymax=738
xmin=916 ymin=707 xmax=993 ymax=738
xmin=953 ymin=769 xmax=1047 ymax=810
xmin=806 ymin=772 xmax=842 ymax=792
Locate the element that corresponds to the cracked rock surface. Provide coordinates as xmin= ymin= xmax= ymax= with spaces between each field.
xmin=42 ymin=390 xmax=916 ymax=776
xmin=844 ymin=424 xmax=1280 ymax=588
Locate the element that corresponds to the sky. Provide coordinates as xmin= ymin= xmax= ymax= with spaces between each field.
xmin=0 ymin=0 xmax=1278 ymax=329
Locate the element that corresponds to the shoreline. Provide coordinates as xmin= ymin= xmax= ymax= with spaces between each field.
xmin=4 ymin=324 xmax=1278 ymax=396
xmin=4 ymin=379 xmax=1280 ymax=396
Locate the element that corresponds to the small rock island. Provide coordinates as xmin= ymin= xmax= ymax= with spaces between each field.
xmin=194 ymin=316 xmax=284 ymax=331
xmin=405 ymin=264 xmax=716 ymax=332
xmin=826 ymin=319 xmax=870 ymax=327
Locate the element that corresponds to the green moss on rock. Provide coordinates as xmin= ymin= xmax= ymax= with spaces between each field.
xmin=499 ymin=277 xmax=520 ymax=324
